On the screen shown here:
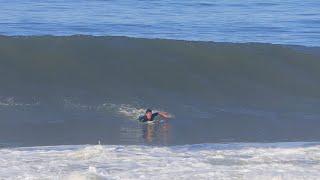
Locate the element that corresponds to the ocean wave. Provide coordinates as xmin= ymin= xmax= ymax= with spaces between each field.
xmin=0 ymin=35 xmax=319 ymax=109
xmin=0 ymin=35 xmax=320 ymax=146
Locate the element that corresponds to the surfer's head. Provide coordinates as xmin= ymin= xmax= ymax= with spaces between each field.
xmin=145 ymin=109 xmax=152 ymax=120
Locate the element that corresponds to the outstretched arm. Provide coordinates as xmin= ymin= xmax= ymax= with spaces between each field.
xmin=158 ymin=112 xmax=171 ymax=119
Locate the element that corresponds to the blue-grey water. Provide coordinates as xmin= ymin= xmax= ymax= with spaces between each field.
xmin=0 ymin=0 xmax=319 ymax=46
xmin=0 ymin=35 xmax=320 ymax=147
xmin=1 ymin=1 xmax=320 ymax=179
xmin=1 ymin=0 xmax=320 ymax=147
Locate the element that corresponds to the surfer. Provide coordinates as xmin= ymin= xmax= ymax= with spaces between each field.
xmin=138 ymin=109 xmax=170 ymax=122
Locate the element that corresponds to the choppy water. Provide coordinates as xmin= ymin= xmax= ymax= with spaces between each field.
xmin=0 ymin=0 xmax=320 ymax=46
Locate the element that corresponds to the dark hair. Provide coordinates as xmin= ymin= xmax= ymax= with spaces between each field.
xmin=146 ymin=109 xmax=152 ymax=113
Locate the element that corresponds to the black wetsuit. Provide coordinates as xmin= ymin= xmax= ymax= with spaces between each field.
xmin=138 ymin=112 xmax=159 ymax=122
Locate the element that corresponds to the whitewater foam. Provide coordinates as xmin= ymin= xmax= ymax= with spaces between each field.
xmin=101 ymin=103 xmax=173 ymax=120
xmin=0 ymin=142 xmax=319 ymax=180
xmin=0 ymin=96 xmax=39 ymax=108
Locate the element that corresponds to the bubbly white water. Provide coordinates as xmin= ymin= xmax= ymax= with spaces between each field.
xmin=0 ymin=96 xmax=39 ymax=107
xmin=101 ymin=103 xmax=174 ymax=120
xmin=0 ymin=142 xmax=319 ymax=180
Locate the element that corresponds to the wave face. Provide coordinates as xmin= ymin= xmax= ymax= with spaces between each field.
xmin=0 ymin=35 xmax=320 ymax=146
xmin=0 ymin=142 xmax=319 ymax=179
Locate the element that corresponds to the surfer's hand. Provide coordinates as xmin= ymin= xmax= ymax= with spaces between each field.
xmin=159 ymin=112 xmax=170 ymax=119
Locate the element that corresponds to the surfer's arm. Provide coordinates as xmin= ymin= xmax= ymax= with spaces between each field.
xmin=157 ymin=112 xmax=170 ymax=119
xmin=138 ymin=116 xmax=147 ymax=122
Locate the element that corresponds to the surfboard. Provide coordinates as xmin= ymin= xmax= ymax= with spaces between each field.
xmin=138 ymin=116 xmax=163 ymax=124
xmin=142 ymin=119 xmax=165 ymax=124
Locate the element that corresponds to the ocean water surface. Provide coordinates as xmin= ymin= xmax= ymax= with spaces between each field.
xmin=1 ymin=1 xmax=320 ymax=179
xmin=0 ymin=0 xmax=319 ymax=46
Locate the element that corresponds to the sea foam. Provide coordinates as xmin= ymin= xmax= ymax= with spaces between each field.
xmin=0 ymin=142 xmax=319 ymax=180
